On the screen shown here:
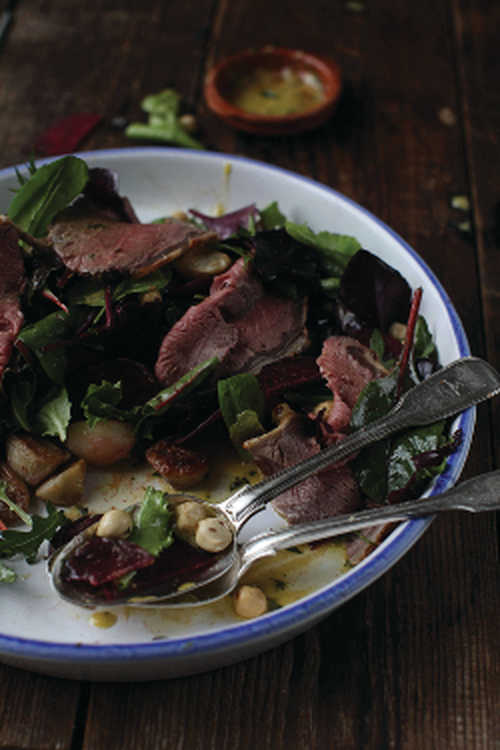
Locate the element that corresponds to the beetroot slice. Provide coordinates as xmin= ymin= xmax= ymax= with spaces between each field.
xmin=62 ymin=537 xmax=155 ymax=586
xmin=258 ymin=356 xmax=322 ymax=399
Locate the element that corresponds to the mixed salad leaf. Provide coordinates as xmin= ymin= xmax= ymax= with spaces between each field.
xmin=125 ymin=89 xmax=203 ymax=149
xmin=0 ymin=155 xmax=457 ymax=595
xmin=8 ymin=156 xmax=89 ymax=236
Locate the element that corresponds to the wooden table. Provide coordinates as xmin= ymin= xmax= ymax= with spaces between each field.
xmin=0 ymin=1 xmax=498 ymax=748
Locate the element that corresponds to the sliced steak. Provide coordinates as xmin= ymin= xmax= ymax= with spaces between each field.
xmin=244 ymin=404 xmax=360 ymax=524
xmin=346 ymin=524 xmax=395 ymax=565
xmin=155 ymin=258 xmax=308 ymax=385
xmin=316 ymin=336 xmax=387 ymax=433
xmin=48 ymin=204 xmax=215 ymax=276
xmin=0 ymin=221 xmax=25 ymax=378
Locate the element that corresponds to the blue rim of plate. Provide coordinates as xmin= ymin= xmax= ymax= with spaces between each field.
xmin=0 ymin=147 xmax=474 ymax=665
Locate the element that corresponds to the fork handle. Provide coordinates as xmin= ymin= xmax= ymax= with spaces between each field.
xmin=239 ymin=469 xmax=500 ymax=573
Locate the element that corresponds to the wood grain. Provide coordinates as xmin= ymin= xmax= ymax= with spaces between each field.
xmin=0 ymin=663 xmax=81 ymax=749
xmin=0 ymin=0 xmax=497 ymax=748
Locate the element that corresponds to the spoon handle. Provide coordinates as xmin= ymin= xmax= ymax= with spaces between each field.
xmin=239 ymin=469 xmax=500 ymax=572
xmin=223 ymin=357 xmax=500 ymax=527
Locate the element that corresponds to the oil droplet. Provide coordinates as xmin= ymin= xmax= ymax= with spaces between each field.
xmin=89 ymin=611 xmax=118 ymax=629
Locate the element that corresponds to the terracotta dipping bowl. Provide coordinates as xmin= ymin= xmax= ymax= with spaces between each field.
xmin=204 ymin=47 xmax=342 ymax=135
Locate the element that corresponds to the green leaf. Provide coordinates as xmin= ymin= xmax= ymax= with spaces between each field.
xmin=218 ymin=373 xmax=266 ymax=452
xmin=128 ymin=486 xmax=174 ymax=556
xmin=259 ymin=201 xmax=287 ymax=230
xmin=81 ymin=381 xmax=139 ymax=428
xmin=0 ymin=562 xmax=16 ymax=584
xmin=141 ymin=89 xmax=181 ymax=116
xmin=369 ymin=329 xmax=385 ymax=362
xmin=35 ymin=386 xmax=72 ymax=442
xmin=350 ymin=372 xmax=398 ymax=502
xmin=0 ymin=481 xmax=32 ymax=526
xmin=0 ymin=503 xmax=66 ymax=563
xmin=218 ymin=373 xmax=266 ymax=430
xmin=143 ymin=358 xmax=218 ymax=415
xmin=113 ymin=269 xmax=171 ymax=301
xmin=7 ymin=370 xmax=37 ymax=431
xmin=17 ymin=309 xmax=80 ymax=384
xmin=125 ymin=89 xmax=203 ymax=149
xmin=67 ymin=270 xmax=171 ymax=311
xmin=413 ymin=316 xmax=437 ymax=361
xmin=125 ymin=122 xmax=203 ymax=149
xmin=228 ymin=410 xmax=265 ymax=456
xmin=350 ymin=371 xmax=398 ymax=431
xmin=285 ymin=220 xmax=361 ymax=273
xmin=387 ymin=422 xmax=446 ymax=497
xmin=8 ymin=156 xmax=89 ymax=237
xmin=65 ymin=277 xmax=106 ymax=308
xmin=137 ymin=357 xmax=219 ymax=440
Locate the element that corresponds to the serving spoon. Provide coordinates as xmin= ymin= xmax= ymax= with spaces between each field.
xmin=49 ymin=356 xmax=500 ymax=608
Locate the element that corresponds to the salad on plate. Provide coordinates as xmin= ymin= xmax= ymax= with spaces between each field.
xmin=0 ymin=155 xmax=460 ymax=617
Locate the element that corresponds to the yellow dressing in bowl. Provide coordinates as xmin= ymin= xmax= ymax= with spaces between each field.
xmin=230 ymin=67 xmax=324 ymax=116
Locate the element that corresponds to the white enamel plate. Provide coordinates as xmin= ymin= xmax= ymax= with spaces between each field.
xmin=0 ymin=148 xmax=473 ymax=681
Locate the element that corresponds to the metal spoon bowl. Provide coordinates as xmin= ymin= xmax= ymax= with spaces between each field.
xmin=49 ymin=356 xmax=500 ymax=608
xmin=138 ymin=469 xmax=500 ymax=607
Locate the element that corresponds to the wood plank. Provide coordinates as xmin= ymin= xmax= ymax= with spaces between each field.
xmin=0 ymin=663 xmax=82 ymax=750
xmin=452 ymin=0 xmax=500 ymax=468
xmin=0 ymin=0 xmax=218 ymax=168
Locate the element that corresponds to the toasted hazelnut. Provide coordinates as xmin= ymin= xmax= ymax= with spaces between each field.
xmin=389 ymin=321 xmax=407 ymax=342
xmin=233 ymin=585 xmax=268 ymax=619
xmin=195 ymin=517 xmax=233 ymax=553
xmin=175 ymin=501 xmax=209 ymax=535
xmin=171 ymin=210 xmax=188 ymax=221
xmin=96 ymin=509 xmax=133 ymax=539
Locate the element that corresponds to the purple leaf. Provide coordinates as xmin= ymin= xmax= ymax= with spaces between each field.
xmin=189 ymin=204 xmax=258 ymax=239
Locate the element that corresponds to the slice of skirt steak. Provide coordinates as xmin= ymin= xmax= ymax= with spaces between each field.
xmin=0 ymin=221 xmax=25 ymax=378
xmin=316 ymin=335 xmax=387 ymax=433
xmin=48 ymin=204 xmax=215 ymax=276
xmin=244 ymin=404 xmax=360 ymax=524
xmin=154 ymin=258 xmax=308 ymax=385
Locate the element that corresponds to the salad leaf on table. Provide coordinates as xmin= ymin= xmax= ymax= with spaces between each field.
xmin=126 ymin=89 xmax=203 ymax=149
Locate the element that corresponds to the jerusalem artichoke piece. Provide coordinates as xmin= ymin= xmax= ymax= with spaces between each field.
xmin=145 ymin=440 xmax=209 ymax=489
xmin=35 ymin=459 xmax=87 ymax=507
xmin=6 ymin=433 xmax=70 ymax=486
